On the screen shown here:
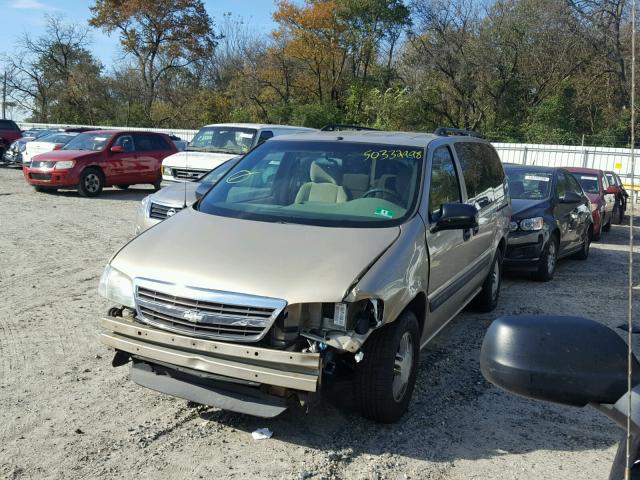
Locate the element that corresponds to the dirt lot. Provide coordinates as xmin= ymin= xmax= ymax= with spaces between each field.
xmin=1 ymin=166 xmax=638 ymax=480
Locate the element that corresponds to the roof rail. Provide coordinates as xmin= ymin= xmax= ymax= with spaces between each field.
xmin=433 ymin=127 xmax=483 ymax=138
xmin=320 ymin=123 xmax=381 ymax=132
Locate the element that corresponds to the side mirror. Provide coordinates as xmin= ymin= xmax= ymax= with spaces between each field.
xmin=480 ymin=315 xmax=640 ymax=406
xmin=430 ymin=203 xmax=478 ymax=233
xmin=52 ymin=144 xmax=63 ymax=151
xmin=605 ymin=186 xmax=618 ymax=195
xmin=110 ymin=145 xmax=124 ymax=153
xmin=559 ymin=191 xmax=582 ymax=204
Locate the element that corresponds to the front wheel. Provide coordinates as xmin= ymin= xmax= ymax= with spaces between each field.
xmin=354 ymin=311 xmax=420 ymax=423
xmin=534 ymin=236 xmax=558 ymax=282
xmin=603 ymin=212 xmax=612 ymax=232
xmin=572 ymin=226 xmax=591 ymax=260
xmin=152 ymin=180 xmax=162 ymax=191
xmin=78 ymin=168 xmax=104 ymax=197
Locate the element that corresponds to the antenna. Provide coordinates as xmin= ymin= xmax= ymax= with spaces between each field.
xmin=183 ymin=133 xmax=188 ymax=209
xmin=626 ymin=1 xmax=636 ymax=478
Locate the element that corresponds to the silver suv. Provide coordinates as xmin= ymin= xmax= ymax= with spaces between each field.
xmin=99 ymin=129 xmax=511 ymax=423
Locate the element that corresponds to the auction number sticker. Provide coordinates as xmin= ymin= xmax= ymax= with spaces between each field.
xmin=524 ymin=175 xmax=550 ymax=182
xmin=364 ymin=149 xmax=423 ymax=160
xmin=580 ymin=176 xmax=598 ymax=181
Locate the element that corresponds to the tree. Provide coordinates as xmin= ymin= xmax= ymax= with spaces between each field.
xmin=89 ymin=0 xmax=217 ymax=125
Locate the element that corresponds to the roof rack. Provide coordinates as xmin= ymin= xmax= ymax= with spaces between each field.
xmin=320 ymin=124 xmax=381 ymax=132
xmin=433 ymin=127 xmax=483 ymax=138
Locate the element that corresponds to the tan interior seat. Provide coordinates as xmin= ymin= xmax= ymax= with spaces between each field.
xmin=343 ymin=173 xmax=369 ymax=199
xmin=295 ymin=162 xmax=348 ymax=203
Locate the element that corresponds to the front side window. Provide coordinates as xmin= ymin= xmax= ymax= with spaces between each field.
xmin=505 ymin=169 xmax=552 ymax=200
xmin=188 ymin=127 xmax=256 ymax=154
xmin=63 ymin=132 xmax=113 ymax=151
xmin=454 ymin=142 xmax=506 ymax=208
xmin=113 ymin=135 xmax=134 ymax=152
xmin=605 ymin=173 xmax=617 ymax=186
xmin=198 ymin=140 xmax=425 ymax=227
xmin=429 ymin=146 xmax=461 ymax=218
xmin=566 ymin=173 xmax=584 ymax=195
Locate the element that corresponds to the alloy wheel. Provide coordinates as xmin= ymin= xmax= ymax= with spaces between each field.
xmin=393 ymin=331 xmax=414 ymax=402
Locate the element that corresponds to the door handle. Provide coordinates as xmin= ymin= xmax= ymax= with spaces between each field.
xmin=463 ymin=229 xmax=472 ymax=241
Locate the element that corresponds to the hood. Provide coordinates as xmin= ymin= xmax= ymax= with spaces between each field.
xmin=148 ymin=182 xmax=199 ymax=207
xmin=30 ymin=149 xmax=96 ymax=162
xmin=511 ymin=198 xmax=549 ymax=218
xmin=112 ymin=208 xmax=400 ymax=304
xmin=162 ymin=150 xmax=236 ymax=170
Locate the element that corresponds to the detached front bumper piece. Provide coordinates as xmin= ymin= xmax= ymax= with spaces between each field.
xmin=100 ymin=316 xmax=322 ymax=417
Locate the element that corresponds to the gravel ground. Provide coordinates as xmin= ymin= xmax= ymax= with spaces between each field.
xmin=1 ymin=166 xmax=639 ymax=480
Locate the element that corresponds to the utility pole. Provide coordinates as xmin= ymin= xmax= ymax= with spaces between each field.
xmin=2 ymin=72 xmax=6 ymax=120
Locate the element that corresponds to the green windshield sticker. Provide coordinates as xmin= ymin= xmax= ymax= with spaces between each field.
xmin=374 ymin=207 xmax=394 ymax=218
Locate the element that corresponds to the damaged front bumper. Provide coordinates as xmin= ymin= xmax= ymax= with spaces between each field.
xmin=100 ymin=316 xmax=322 ymax=417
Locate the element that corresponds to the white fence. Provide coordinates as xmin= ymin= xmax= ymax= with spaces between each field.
xmin=16 ymin=122 xmax=640 ymax=189
xmin=18 ymin=122 xmax=200 ymax=142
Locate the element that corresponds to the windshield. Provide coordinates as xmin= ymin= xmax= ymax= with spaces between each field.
xmin=62 ymin=132 xmax=112 ymax=151
xmin=188 ymin=127 xmax=256 ymax=154
xmin=575 ymin=174 xmax=600 ymax=194
xmin=38 ymin=133 xmax=76 ymax=144
xmin=198 ymin=140 xmax=424 ymax=227
xmin=506 ymin=170 xmax=552 ymax=200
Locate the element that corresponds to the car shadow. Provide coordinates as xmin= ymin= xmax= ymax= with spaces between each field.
xmin=50 ymin=187 xmax=153 ymax=202
xmin=194 ymin=309 xmax=618 ymax=463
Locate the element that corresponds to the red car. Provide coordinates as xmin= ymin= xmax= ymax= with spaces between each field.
xmin=0 ymin=119 xmax=23 ymax=157
xmin=566 ymin=167 xmax=616 ymax=240
xmin=604 ymin=171 xmax=628 ymax=224
xmin=24 ymin=130 xmax=177 ymax=197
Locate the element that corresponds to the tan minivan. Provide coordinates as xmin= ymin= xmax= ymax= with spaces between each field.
xmin=99 ymin=129 xmax=510 ymax=423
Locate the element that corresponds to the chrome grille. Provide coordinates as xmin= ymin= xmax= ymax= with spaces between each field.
xmin=172 ymin=168 xmax=208 ymax=181
xmin=134 ymin=279 xmax=287 ymax=342
xmin=149 ymin=203 xmax=182 ymax=220
xmin=31 ymin=161 xmax=56 ymax=169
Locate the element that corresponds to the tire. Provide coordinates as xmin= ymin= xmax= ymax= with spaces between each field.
xmin=609 ymin=434 xmax=640 ymax=480
xmin=603 ymin=211 xmax=612 ymax=232
xmin=613 ymin=202 xmax=624 ymax=224
xmin=534 ymin=235 xmax=558 ymax=282
xmin=471 ymin=249 xmax=503 ymax=312
xmin=78 ymin=168 xmax=104 ymax=197
xmin=115 ymin=185 xmax=130 ymax=190
xmin=354 ymin=311 xmax=420 ymax=423
xmin=152 ymin=180 xmax=162 ymax=191
xmin=593 ymin=219 xmax=603 ymax=241
xmin=572 ymin=225 xmax=591 ymax=260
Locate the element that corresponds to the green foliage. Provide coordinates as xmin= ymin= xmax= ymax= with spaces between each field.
xmin=288 ymin=103 xmax=343 ymax=129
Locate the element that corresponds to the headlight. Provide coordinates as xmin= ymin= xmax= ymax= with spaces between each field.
xmin=509 ymin=221 xmax=519 ymax=232
xmin=139 ymin=196 xmax=151 ymax=217
xmin=162 ymin=165 xmax=172 ymax=175
xmin=590 ymin=203 xmax=598 ymax=212
xmin=519 ymin=217 xmax=544 ymax=231
xmin=54 ymin=160 xmax=75 ymax=169
xmin=98 ymin=265 xmax=135 ymax=308
xmin=18 ymin=143 xmax=26 ymax=152
xmin=321 ymin=299 xmax=383 ymax=333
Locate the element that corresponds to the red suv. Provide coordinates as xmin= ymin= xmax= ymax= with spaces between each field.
xmin=566 ymin=167 xmax=616 ymax=240
xmin=24 ymin=130 xmax=177 ymax=197
xmin=604 ymin=171 xmax=628 ymax=224
xmin=0 ymin=119 xmax=22 ymax=157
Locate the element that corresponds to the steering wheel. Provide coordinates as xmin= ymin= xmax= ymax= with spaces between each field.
xmin=362 ymin=188 xmax=403 ymax=204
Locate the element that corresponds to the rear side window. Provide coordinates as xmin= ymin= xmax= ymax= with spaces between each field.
xmin=429 ymin=146 xmax=462 ymax=218
xmin=0 ymin=120 xmax=19 ymax=130
xmin=134 ymin=134 xmax=170 ymax=151
xmin=454 ymin=142 xmax=505 ymax=209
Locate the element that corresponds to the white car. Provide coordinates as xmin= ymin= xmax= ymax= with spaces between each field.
xmin=161 ymin=123 xmax=316 ymax=182
xmin=22 ymin=132 xmax=79 ymax=165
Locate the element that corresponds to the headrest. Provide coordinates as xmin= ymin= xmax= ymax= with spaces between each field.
xmin=310 ymin=161 xmax=337 ymax=184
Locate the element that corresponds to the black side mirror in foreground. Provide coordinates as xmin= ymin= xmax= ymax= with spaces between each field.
xmin=480 ymin=315 xmax=640 ymax=407
xmin=430 ymin=203 xmax=478 ymax=233
xmin=559 ymin=191 xmax=583 ymax=204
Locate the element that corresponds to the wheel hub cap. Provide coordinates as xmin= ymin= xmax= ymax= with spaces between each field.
xmin=393 ymin=332 xmax=414 ymax=402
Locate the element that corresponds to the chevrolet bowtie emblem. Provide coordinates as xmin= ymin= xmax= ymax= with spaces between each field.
xmin=182 ymin=310 xmax=204 ymax=323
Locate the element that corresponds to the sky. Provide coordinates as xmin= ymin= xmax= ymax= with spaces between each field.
xmin=0 ymin=0 xmax=281 ymax=69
